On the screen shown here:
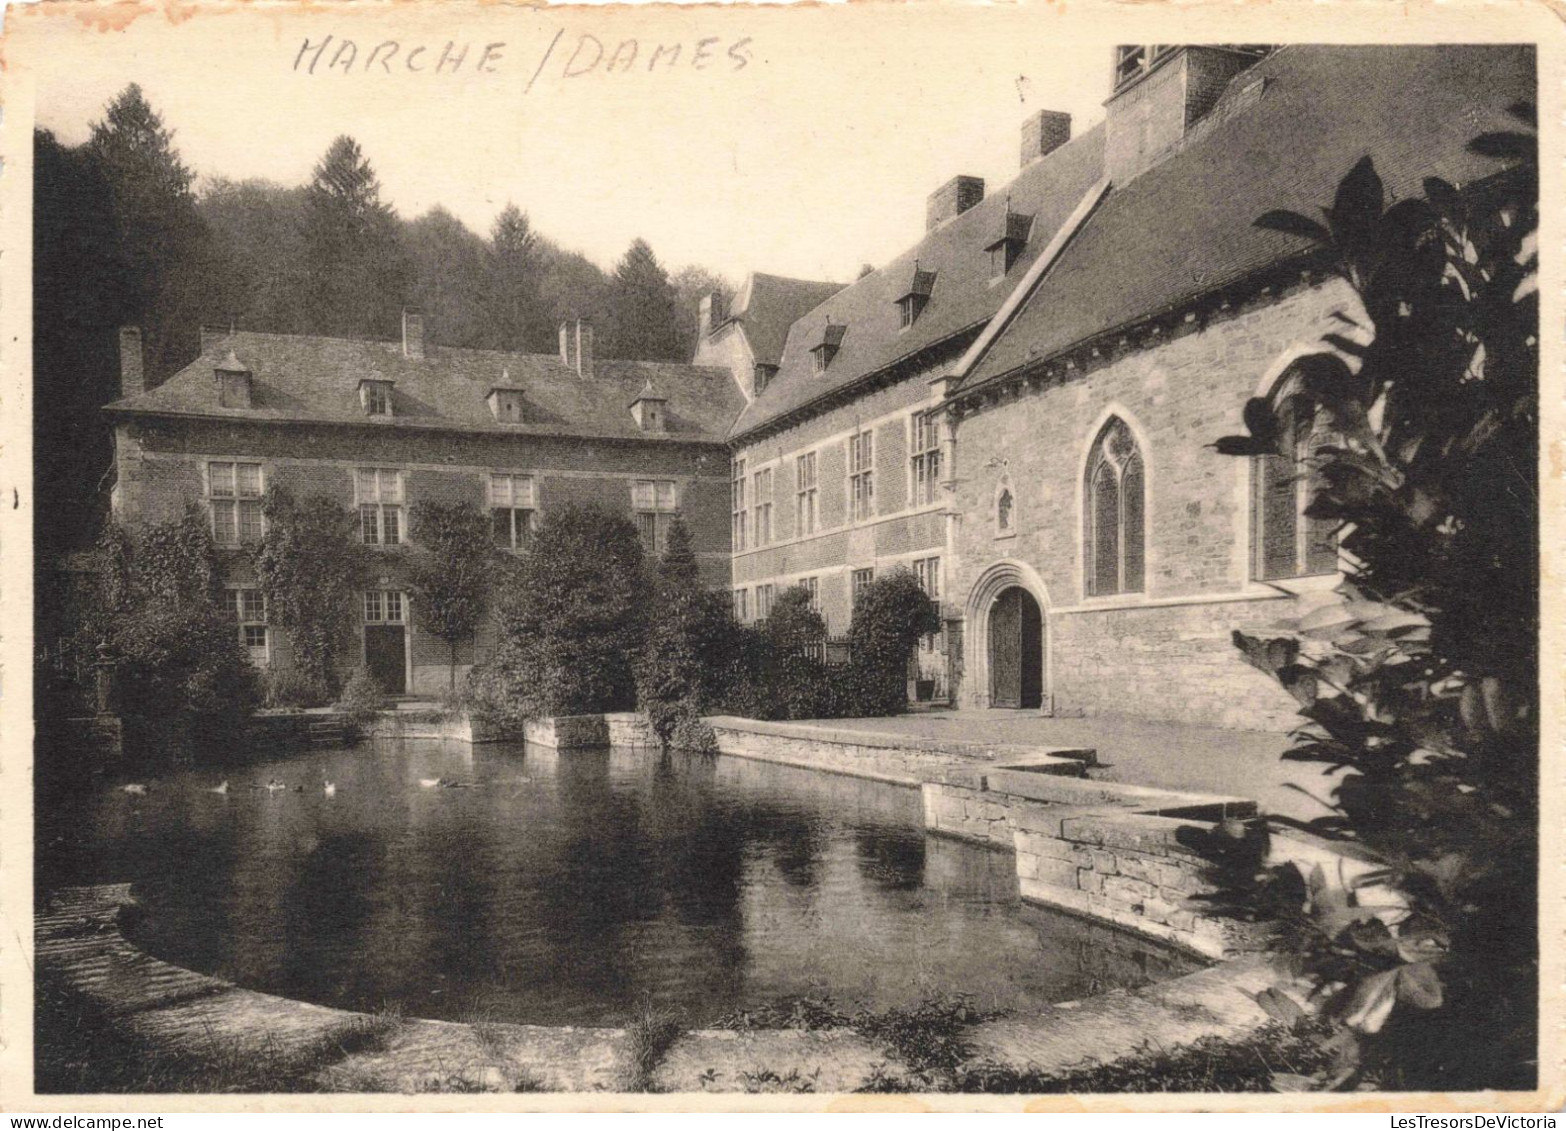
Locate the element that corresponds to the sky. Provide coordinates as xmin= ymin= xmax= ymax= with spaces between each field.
xmin=21 ymin=4 xmax=1119 ymax=285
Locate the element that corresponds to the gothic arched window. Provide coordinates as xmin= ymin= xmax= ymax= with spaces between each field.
xmin=1254 ymin=377 xmax=1339 ymax=580
xmin=1084 ymin=417 xmax=1145 ymax=596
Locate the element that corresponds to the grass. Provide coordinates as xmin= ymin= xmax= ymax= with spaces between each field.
xmin=621 ymin=995 xmax=686 ymax=1092
xmin=856 ymin=1021 xmax=1339 ymax=1094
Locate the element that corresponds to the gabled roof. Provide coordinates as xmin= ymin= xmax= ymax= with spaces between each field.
xmin=729 ymin=121 xmax=1106 ymax=440
xmin=728 ymin=272 xmax=846 ymax=368
xmin=107 ymin=329 xmax=744 ymax=443
xmin=957 ymin=44 xmax=1536 ymax=391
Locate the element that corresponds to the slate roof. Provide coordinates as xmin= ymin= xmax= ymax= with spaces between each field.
xmin=728 ymin=272 xmax=845 ymax=368
xmin=959 ymin=44 xmax=1536 ymax=390
xmin=106 ymin=330 xmax=744 ymax=443
xmin=728 ymin=122 xmax=1107 ymax=440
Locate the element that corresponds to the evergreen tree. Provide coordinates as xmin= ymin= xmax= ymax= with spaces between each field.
xmin=481 ymin=203 xmax=551 ymax=352
xmin=198 ymin=177 xmax=311 ymax=334
xmin=606 ymin=238 xmax=683 ymax=360
xmin=299 ymin=135 xmax=412 ymax=340
xmin=34 ymin=129 xmax=120 ymax=561
xmin=86 ymin=83 xmax=212 ymax=381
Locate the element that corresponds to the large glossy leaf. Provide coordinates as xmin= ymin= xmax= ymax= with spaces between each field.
xmin=1328 ymin=156 xmax=1384 ymax=257
xmin=1467 ymin=131 xmax=1535 ymax=162
xmin=1255 ymin=209 xmax=1332 ymax=245
xmin=1343 ymin=968 xmax=1398 ymax=1033
xmin=1395 ymin=961 xmax=1443 ymax=1009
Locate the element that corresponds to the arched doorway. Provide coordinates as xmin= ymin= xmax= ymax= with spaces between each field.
xmin=988 ymin=586 xmax=1043 ymax=709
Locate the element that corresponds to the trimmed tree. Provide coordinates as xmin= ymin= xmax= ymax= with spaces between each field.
xmin=473 ymin=504 xmax=646 ymax=723
xmin=408 ymin=501 xmax=496 ymax=692
xmin=1201 ymin=108 xmax=1537 ymax=1090
xmin=842 ymin=570 xmax=942 ymax=717
xmin=634 ymin=519 xmax=740 ymax=747
xmin=252 ymin=487 xmax=366 ymax=701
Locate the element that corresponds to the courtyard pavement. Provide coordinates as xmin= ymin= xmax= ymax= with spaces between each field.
xmin=813 ymin=710 xmax=1340 ymax=825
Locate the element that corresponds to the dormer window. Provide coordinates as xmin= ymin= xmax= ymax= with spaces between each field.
xmin=487 ymin=379 xmax=526 ymax=424
xmin=894 ymin=266 xmax=937 ymax=329
xmin=811 ymin=322 xmax=846 ymax=373
xmin=214 ymin=351 xmax=252 ymax=409
xmin=986 ymin=209 xmax=1033 ymax=278
xmin=630 ymin=379 xmax=668 ymax=433
xmin=754 ymin=364 xmax=778 ymax=395
xmin=359 ymin=379 xmax=394 ymax=417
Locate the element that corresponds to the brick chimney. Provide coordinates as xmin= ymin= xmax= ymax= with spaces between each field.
xmin=401 ymin=310 xmax=425 ymax=359
xmin=926 ymin=175 xmax=985 ymax=232
xmin=558 ymin=318 xmax=595 ymax=378
xmin=697 ymin=291 xmax=728 ymax=339
xmin=118 ymin=326 xmax=146 ymax=397
xmin=1104 ymin=46 xmax=1269 ymax=185
xmin=1021 ymin=110 xmax=1072 ymax=167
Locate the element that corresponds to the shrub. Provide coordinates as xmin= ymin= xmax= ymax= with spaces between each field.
xmin=71 ymin=510 xmax=259 ymax=763
xmin=474 ymin=505 xmax=646 ymax=720
xmin=1203 ymin=110 xmax=1537 ymax=1090
xmin=253 ymin=488 xmax=365 ymax=698
xmin=335 ymin=667 xmax=387 ymax=729
xmin=634 ymin=520 xmax=745 ymax=746
xmin=261 ymin=667 xmax=331 ymax=709
xmin=841 ymin=570 xmax=941 ymax=717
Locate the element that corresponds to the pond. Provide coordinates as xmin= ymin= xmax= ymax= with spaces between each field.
xmin=38 ymin=742 xmax=1200 ymax=1027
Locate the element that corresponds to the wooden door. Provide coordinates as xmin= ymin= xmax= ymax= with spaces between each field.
xmin=989 ymin=589 xmax=1023 ymax=708
xmin=1019 ymin=593 xmax=1043 ymax=709
xmin=365 ymin=625 xmax=406 ymax=695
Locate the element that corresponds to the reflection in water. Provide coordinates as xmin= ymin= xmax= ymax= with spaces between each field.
xmin=37 ymin=742 xmax=1198 ymax=1026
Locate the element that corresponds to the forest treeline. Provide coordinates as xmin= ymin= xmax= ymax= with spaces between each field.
xmin=36 ymin=84 xmax=732 ymax=556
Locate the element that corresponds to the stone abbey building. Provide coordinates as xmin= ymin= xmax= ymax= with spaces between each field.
xmin=105 ymin=316 xmax=740 ymax=695
xmin=104 ymin=44 xmax=1533 ymax=729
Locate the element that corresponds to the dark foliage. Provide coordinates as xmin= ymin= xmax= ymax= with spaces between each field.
xmin=408 ymin=501 xmax=497 ymax=691
xmin=471 ymin=505 xmax=647 ymax=724
xmin=606 ymin=238 xmax=684 ymax=361
xmin=842 ymin=570 xmax=942 ymax=716
xmin=252 ymin=488 xmax=367 ymax=699
xmin=1205 ymin=109 xmax=1538 ymax=1090
xmin=633 ymin=519 xmax=744 ymax=749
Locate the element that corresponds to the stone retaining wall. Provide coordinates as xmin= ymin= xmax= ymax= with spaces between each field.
xmin=363 ymin=712 xmax=474 ymax=742
xmin=923 ymin=770 xmax=1260 ymax=959
xmin=524 ymin=714 xmax=611 ymax=749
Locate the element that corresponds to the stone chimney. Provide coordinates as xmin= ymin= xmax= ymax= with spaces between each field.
xmin=698 ymin=291 xmax=729 ymax=339
xmin=926 ymin=175 xmax=985 ymax=232
xmin=1104 ymin=46 xmax=1269 ymax=185
xmin=119 ymin=326 xmax=146 ymax=397
xmin=1021 ymin=110 xmax=1072 ymax=167
xmin=558 ymin=318 xmax=595 ymax=378
xmin=402 ymin=310 xmax=425 ymax=359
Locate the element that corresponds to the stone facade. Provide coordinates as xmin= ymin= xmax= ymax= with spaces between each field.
xmin=729 ymin=350 xmax=963 ymax=695
xmin=107 ymin=328 xmax=735 ymax=697
xmin=945 ymin=280 xmax=1355 ymax=727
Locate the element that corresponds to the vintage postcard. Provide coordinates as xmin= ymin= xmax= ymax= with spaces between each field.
xmin=1 ymin=0 xmax=1561 ymax=1113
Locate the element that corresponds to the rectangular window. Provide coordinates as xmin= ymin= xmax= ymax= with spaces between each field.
xmin=914 ymin=557 xmax=942 ymax=652
xmin=489 ymin=473 xmax=537 ymax=551
xmin=364 ymin=590 xmax=405 ymax=624
xmin=756 ymin=583 xmax=775 ymax=620
xmin=207 ymin=461 xmax=264 ymax=546
xmin=356 ymin=468 xmax=404 ymax=546
xmin=795 ymin=452 xmax=818 ymax=536
xmin=752 ymin=467 xmax=773 ymax=547
xmin=731 ymin=459 xmax=747 ymax=552
xmin=911 ymin=411 xmax=943 ymax=506
xmin=633 ymin=478 xmax=678 ymax=554
xmin=232 ymin=587 xmax=268 ymax=666
xmin=851 ymin=567 xmax=874 ymax=607
xmin=364 ymin=383 xmax=391 ymax=416
xmin=733 ymin=588 xmax=749 ymax=622
xmin=802 ymin=576 xmax=819 ymax=612
xmin=848 ymin=432 xmax=875 ymax=522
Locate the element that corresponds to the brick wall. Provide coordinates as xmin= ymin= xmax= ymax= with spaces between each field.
xmin=950 ymin=279 xmax=1354 ymax=729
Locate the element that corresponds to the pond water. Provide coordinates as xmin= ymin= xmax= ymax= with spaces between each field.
xmin=38 ymin=742 xmax=1199 ymax=1027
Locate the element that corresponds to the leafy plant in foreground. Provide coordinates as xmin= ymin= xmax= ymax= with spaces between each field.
xmin=1204 ymin=105 xmax=1538 ymax=1090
